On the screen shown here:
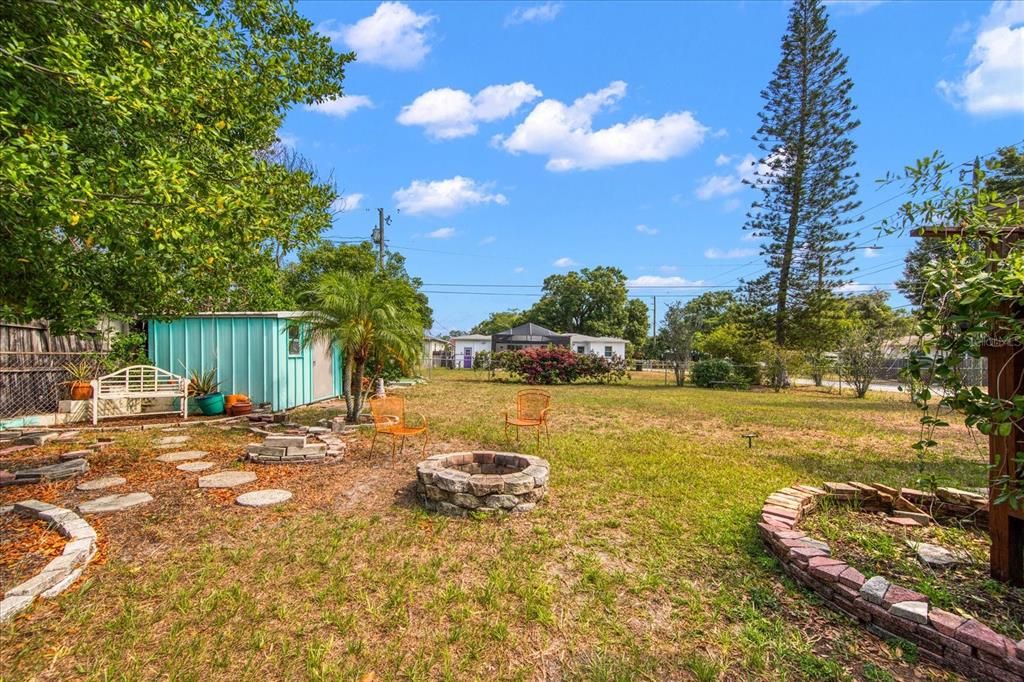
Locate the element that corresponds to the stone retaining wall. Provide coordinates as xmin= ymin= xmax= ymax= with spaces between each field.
xmin=759 ymin=482 xmax=1023 ymax=681
xmin=416 ymin=452 xmax=549 ymax=516
xmin=0 ymin=499 xmax=98 ymax=623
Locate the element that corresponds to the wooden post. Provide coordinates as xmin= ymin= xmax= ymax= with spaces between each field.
xmin=984 ymin=310 xmax=1024 ymax=586
xmin=915 ymin=225 xmax=1022 ymax=586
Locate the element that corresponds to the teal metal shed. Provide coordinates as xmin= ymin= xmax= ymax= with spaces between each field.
xmin=147 ymin=312 xmax=342 ymax=412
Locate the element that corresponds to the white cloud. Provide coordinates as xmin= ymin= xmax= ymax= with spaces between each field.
xmin=496 ymin=81 xmax=708 ymax=171
xmin=505 ymin=2 xmax=563 ymax=26
xmin=320 ymin=2 xmax=434 ymax=70
xmin=863 ymin=246 xmax=882 ymax=258
xmin=695 ymin=153 xmax=759 ymax=199
xmin=627 ymin=275 xmax=705 ymax=287
xmin=553 ymin=257 xmax=577 ymax=268
xmin=514 ymin=266 xmax=526 ymax=273
xmin=277 ymin=132 xmax=299 ymax=148
xmin=835 ymin=282 xmax=878 ymax=294
xmin=305 ymin=95 xmax=374 ymax=118
xmin=479 ymin=235 xmax=497 ymax=245
xmin=658 ymin=265 xmax=679 ymax=273
xmin=937 ymin=1 xmax=1024 ymax=114
xmin=398 ymin=82 xmax=542 ymax=139
xmin=332 ymin=193 xmax=364 ymax=212
xmin=427 ymin=227 xmax=456 ymax=239
xmin=704 ymin=247 xmax=758 ymax=259
xmin=394 ymin=176 xmax=508 ymax=216
xmin=635 ymin=224 xmax=658 ymax=235
xmin=741 ymin=231 xmax=761 ymax=242
xmin=723 ymin=198 xmax=742 ymax=212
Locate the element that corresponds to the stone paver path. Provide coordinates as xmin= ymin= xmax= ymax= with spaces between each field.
xmin=176 ymin=461 xmax=214 ymax=472
xmin=78 ymin=492 xmax=153 ymax=514
xmin=198 ymin=471 xmax=256 ymax=488
xmin=76 ymin=476 xmax=126 ymax=491
xmin=236 ymin=489 xmax=292 ymax=507
xmin=156 ymin=435 xmax=190 ymax=445
xmin=156 ymin=450 xmax=208 ymax=463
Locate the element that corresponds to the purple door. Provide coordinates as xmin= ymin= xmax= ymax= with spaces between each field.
xmin=463 ymin=348 xmax=473 ymax=368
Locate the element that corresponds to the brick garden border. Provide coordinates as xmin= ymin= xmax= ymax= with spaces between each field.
xmin=759 ymin=482 xmax=1024 ymax=681
xmin=0 ymin=499 xmax=98 ymax=624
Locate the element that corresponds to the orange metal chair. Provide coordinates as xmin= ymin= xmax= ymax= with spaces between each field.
xmin=504 ymin=389 xmax=551 ymax=446
xmin=369 ymin=394 xmax=428 ymax=458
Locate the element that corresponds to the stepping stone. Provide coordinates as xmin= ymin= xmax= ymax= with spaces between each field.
xmin=907 ymin=541 xmax=964 ymax=569
xmin=78 ymin=492 xmax=153 ymax=514
xmin=16 ymin=431 xmax=59 ymax=446
xmin=14 ymin=459 xmax=88 ymax=482
xmin=176 ymin=461 xmax=214 ymax=472
xmin=76 ymin=476 xmax=126 ymax=491
xmin=56 ymin=430 xmax=81 ymax=441
xmin=198 ymin=471 xmax=257 ymax=488
xmin=156 ymin=435 xmax=190 ymax=445
xmin=60 ymin=450 xmax=92 ymax=461
xmin=236 ymin=489 xmax=292 ymax=507
xmin=155 ymin=450 xmax=208 ymax=463
xmin=885 ymin=516 xmax=921 ymax=528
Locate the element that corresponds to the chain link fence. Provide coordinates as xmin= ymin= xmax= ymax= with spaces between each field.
xmin=0 ymin=352 xmax=108 ymax=420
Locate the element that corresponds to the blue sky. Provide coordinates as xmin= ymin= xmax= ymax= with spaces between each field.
xmin=283 ymin=0 xmax=1024 ymax=335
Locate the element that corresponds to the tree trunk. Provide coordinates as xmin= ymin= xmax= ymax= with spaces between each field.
xmin=349 ymin=360 xmax=366 ymax=422
xmin=342 ymin=355 xmax=355 ymax=421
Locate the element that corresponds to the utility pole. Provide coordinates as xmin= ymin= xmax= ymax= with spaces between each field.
xmin=652 ymin=295 xmax=657 ymax=339
xmin=371 ymin=208 xmax=391 ymax=271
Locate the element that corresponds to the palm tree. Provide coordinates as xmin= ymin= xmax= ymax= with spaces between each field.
xmin=302 ymin=271 xmax=423 ymax=422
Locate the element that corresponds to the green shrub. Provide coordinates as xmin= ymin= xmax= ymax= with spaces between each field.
xmin=692 ymin=359 xmax=734 ymax=387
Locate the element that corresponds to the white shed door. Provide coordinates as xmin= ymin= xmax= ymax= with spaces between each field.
xmin=312 ymin=338 xmax=334 ymax=400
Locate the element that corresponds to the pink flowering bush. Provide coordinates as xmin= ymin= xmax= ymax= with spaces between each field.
xmin=497 ymin=345 xmax=627 ymax=385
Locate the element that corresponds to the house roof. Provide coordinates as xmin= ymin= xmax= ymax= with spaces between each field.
xmin=423 ymin=335 xmax=449 ymax=344
xmin=155 ymin=311 xmax=307 ymax=319
xmin=451 ymin=334 xmax=491 ymax=341
xmin=501 ymin=322 xmax=559 ymax=337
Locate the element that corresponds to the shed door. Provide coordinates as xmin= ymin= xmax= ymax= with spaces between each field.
xmin=312 ymin=338 xmax=334 ymax=400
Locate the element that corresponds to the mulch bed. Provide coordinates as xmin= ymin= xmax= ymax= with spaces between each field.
xmin=0 ymin=513 xmax=65 ymax=592
xmin=802 ymin=507 xmax=1024 ymax=640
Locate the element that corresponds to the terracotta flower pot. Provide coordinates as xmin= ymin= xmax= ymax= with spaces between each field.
xmin=70 ymin=381 xmax=93 ymax=400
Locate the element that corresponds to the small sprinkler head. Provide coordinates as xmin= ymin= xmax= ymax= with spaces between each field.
xmin=742 ymin=433 xmax=758 ymax=448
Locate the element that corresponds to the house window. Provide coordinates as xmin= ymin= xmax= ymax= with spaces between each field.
xmin=576 ymin=345 xmax=585 ymax=354
xmin=287 ymin=324 xmax=301 ymax=355
xmin=604 ymin=345 xmax=613 ymax=358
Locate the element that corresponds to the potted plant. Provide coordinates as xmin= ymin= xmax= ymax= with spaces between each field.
xmin=64 ymin=359 xmax=96 ymax=400
xmin=188 ymin=368 xmax=224 ymax=415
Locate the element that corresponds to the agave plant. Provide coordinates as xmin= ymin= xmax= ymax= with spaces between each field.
xmin=188 ymin=368 xmax=220 ymax=397
xmin=63 ymin=359 xmax=97 ymax=383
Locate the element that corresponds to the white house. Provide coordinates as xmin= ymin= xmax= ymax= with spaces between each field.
xmin=450 ymin=324 xmax=628 ymax=369
xmin=568 ymin=334 xmax=627 ymax=360
xmin=450 ymin=334 xmax=491 ymax=369
xmin=422 ymin=335 xmax=450 ymax=369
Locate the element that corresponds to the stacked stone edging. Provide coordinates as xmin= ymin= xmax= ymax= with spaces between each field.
xmin=244 ymin=429 xmax=344 ymax=464
xmin=0 ymin=500 xmax=98 ymax=624
xmin=759 ymin=482 xmax=1023 ymax=681
xmin=416 ymin=452 xmax=549 ymax=516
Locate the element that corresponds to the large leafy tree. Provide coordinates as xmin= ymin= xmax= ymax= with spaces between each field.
xmin=529 ymin=266 xmax=646 ymax=339
xmin=1 ymin=0 xmax=353 ymax=332
xmin=471 ymin=309 xmax=527 ymax=335
xmin=742 ymin=0 xmax=860 ymax=347
xmin=281 ymin=241 xmax=433 ymax=328
xmin=302 ymin=272 xmax=424 ymax=423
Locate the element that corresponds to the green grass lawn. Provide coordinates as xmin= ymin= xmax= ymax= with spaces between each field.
xmin=0 ymin=370 xmax=987 ymax=681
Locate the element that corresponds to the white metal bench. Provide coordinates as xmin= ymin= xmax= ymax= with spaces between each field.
xmin=91 ymin=365 xmax=188 ymax=425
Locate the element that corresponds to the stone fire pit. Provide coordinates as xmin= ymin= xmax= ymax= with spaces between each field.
xmin=416 ymin=451 xmax=549 ymax=516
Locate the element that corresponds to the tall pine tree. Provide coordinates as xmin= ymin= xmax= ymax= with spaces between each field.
xmin=743 ymin=0 xmax=860 ymax=347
